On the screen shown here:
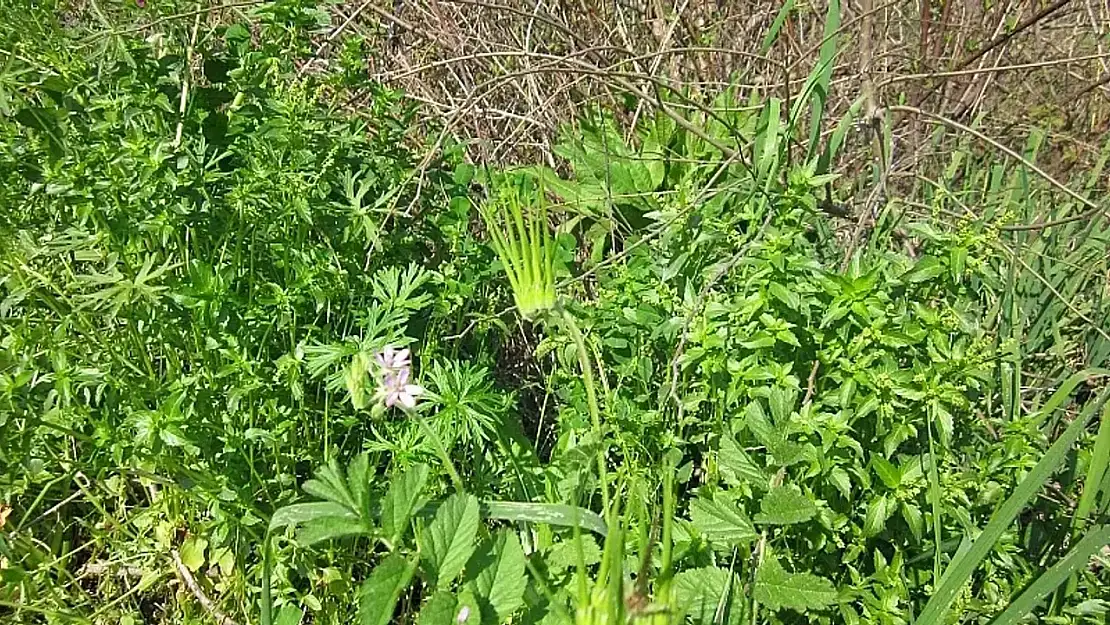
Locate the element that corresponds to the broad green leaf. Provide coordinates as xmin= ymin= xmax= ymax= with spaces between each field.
xmin=872 ymin=456 xmax=901 ymax=490
xmin=828 ymin=467 xmax=852 ymax=498
xmin=755 ymin=486 xmax=816 ymax=525
xmin=347 ymin=453 xmax=372 ymax=519
xmin=180 ymin=537 xmax=207 ymax=572
xmin=475 ymin=530 xmax=527 ymax=622
xmin=296 ymin=515 xmax=372 ymax=546
xmin=303 ymin=458 xmax=357 ymax=511
xmin=382 ymin=464 xmax=430 ymax=545
xmin=270 ymin=502 xmax=358 ymax=532
xmin=424 ymin=493 xmax=480 ymax=588
xmin=481 ymin=501 xmax=607 ymax=537
xmin=754 ymin=557 xmax=836 ymax=612
xmin=359 ymin=554 xmax=418 ymax=625
xmin=274 ymin=605 xmax=303 ymax=625
xmin=689 ymin=497 xmax=757 ymax=547
xmin=863 ymin=495 xmax=891 ymax=537
xmin=901 ymin=502 xmax=924 ymax=543
xmin=719 ymin=434 xmax=769 ymax=489
xmin=456 ymin=585 xmax=481 ymax=625
xmin=418 ymin=591 xmax=457 ymax=625
xmin=674 ymin=566 xmax=744 ymax=625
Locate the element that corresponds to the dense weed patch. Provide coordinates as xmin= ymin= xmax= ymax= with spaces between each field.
xmin=1 ymin=2 xmax=1109 ymax=625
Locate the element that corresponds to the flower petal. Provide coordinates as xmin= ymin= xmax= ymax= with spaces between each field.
xmin=398 ymin=392 xmax=416 ymax=409
xmin=395 ymin=348 xmax=411 ymax=366
xmin=404 ymin=384 xmax=424 ymax=397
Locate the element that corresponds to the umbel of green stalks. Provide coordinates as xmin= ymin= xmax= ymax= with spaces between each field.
xmin=477 ymin=169 xmax=557 ymax=322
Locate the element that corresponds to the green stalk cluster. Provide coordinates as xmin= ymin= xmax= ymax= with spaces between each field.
xmin=478 ymin=171 xmax=557 ymax=322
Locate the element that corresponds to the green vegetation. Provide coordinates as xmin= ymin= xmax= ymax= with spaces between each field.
xmin=2 ymin=1 xmax=1109 ymax=625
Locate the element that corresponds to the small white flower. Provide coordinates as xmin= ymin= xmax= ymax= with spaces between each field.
xmin=375 ymin=345 xmax=410 ymax=371
xmin=456 ymin=606 xmax=470 ymax=623
xmin=380 ymin=367 xmax=425 ymax=409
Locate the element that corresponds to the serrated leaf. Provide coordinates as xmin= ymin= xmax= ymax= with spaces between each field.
xmin=424 ymin=493 xmax=480 ymax=588
xmin=303 ymin=458 xmax=357 ymax=511
xmin=418 ymin=591 xmax=457 ymax=625
xmin=359 ymin=554 xmax=418 ymax=625
xmin=871 ymin=456 xmax=901 ymax=490
xmin=901 ymin=501 xmax=923 ymax=542
xmin=718 ymin=434 xmax=769 ymax=489
xmin=689 ymin=497 xmax=757 ymax=547
xmin=674 ymin=567 xmax=744 ymax=625
xmin=347 ymin=453 xmax=372 ymax=519
xmin=382 ymin=464 xmax=430 ymax=545
xmin=755 ymin=486 xmax=816 ymax=525
xmin=754 ymin=557 xmax=836 ymax=612
xmin=828 ymin=467 xmax=852 ymax=498
xmin=456 ymin=585 xmax=481 ymax=625
xmin=475 ymin=530 xmax=527 ymax=622
xmin=862 ymin=495 xmax=891 ymax=537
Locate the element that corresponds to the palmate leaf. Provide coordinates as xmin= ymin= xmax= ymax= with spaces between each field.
xmin=754 ymin=557 xmax=836 ymax=612
xmin=754 ymin=486 xmax=816 ymax=525
xmin=269 ymin=455 xmax=377 ymax=546
xmin=359 ymin=554 xmax=418 ymax=625
xmin=422 ymin=492 xmax=480 ymax=588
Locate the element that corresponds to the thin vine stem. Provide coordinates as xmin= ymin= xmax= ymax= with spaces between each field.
xmin=555 ymin=304 xmax=611 ymax=515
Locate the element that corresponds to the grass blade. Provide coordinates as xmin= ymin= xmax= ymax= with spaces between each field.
xmin=915 ymin=387 xmax=1110 ymax=624
xmin=993 ymin=525 xmax=1110 ymax=625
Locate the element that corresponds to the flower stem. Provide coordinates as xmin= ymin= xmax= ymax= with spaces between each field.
xmin=414 ymin=414 xmax=465 ymax=492
xmin=557 ymin=305 xmax=610 ymax=515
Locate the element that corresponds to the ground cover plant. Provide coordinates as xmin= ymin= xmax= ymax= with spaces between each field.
xmin=1 ymin=1 xmax=1110 ymax=625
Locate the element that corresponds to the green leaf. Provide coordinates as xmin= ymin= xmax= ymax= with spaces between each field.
xmin=274 ymin=605 xmax=304 ymax=625
xmin=424 ymin=493 xmax=480 ymax=588
xmin=296 ymin=515 xmax=372 ymax=546
xmin=755 ymin=486 xmax=816 ymax=525
xmin=719 ymin=434 xmax=769 ymax=489
xmin=689 ymin=497 xmax=757 ymax=547
xmin=418 ymin=591 xmax=457 ymax=625
xmin=992 ymin=525 xmax=1110 ymax=625
xmin=674 ymin=567 xmax=744 ymax=625
xmin=901 ymin=501 xmax=924 ymax=543
xmin=760 ymin=0 xmax=796 ymax=53
xmin=347 ymin=453 xmax=372 ymax=519
xmin=872 ymin=456 xmax=901 ymax=490
xmin=916 ymin=387 xmax=1110 ymax=625
xmin=863 ymin=495 xmax=891 ymax=537
xmin=754 ymin=557 xmax=836 ymax=612
xmin=481 ymin=501 xmax=607 ymax=537
xmin=828 ymin=467 xmax=852 ymax=499
xmin=359 ymin=554 xmax=418 ymax=625
xmin=269 ymin=502 xmax=358 ymax=532
xmin=382 ymin=464 xmax=430 ymax=545
xmin=180 ymin=537 xmax=207 ymax=572
xmin=475 ymin=531 xmax=527 ymax=622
